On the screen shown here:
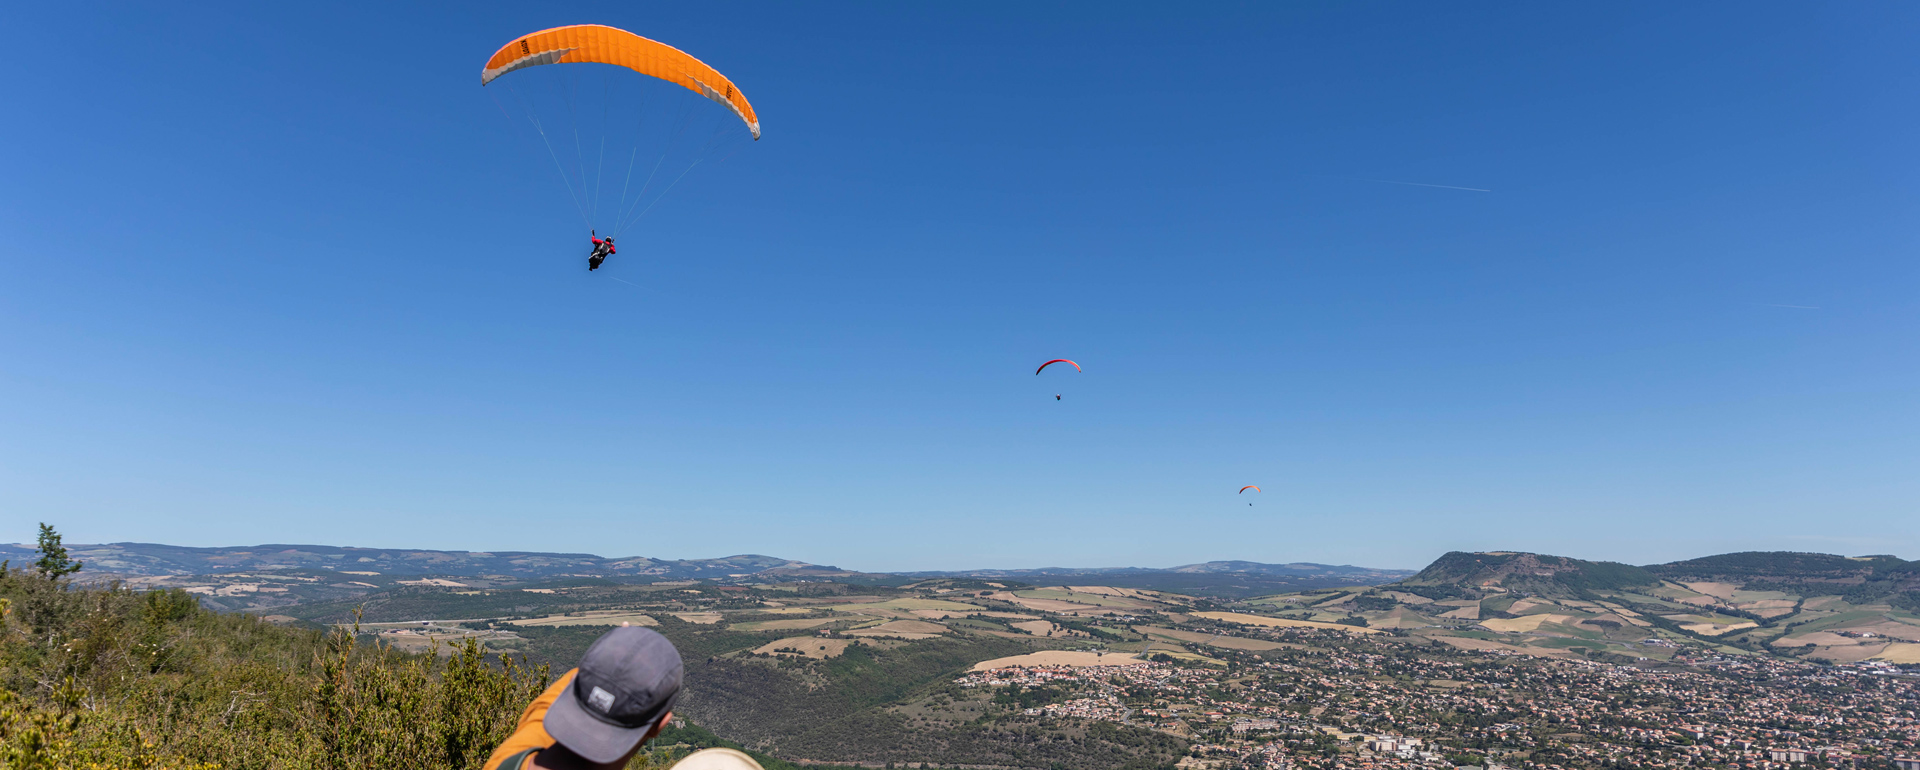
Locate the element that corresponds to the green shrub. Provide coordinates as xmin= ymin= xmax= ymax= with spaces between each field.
xmin=0 ymin=551 xmax=675 ymax=770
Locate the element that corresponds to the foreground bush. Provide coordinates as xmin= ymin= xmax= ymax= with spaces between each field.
xmin=0 ymin=557 xmax=696 ymax=770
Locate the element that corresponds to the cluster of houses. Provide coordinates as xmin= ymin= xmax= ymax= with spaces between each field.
xmin=951 ymin=663 xmax=1109 ymax=688
xmin=945 ymin=622 xmax=1920 ymax=769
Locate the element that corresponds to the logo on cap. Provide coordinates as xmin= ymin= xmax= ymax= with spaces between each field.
xmin=588 ymin=686 xmax=616 ymax=713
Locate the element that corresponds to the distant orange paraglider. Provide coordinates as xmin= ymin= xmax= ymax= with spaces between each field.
xmin=1239 ymin=486 xmax=1260 ymax=494
xmin=482 ymin=24 xmax=761 ymax=139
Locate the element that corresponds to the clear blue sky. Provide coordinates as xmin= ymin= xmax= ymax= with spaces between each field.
xmin=3 ymin=2 xmax=1915 ymax=571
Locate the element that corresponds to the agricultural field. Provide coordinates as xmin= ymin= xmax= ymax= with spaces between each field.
xmin=95 ymin=547 xmax=1919 ymax=769
xmin=14 ymin=537 xmax=1920 ymax=770
xmin=510 ymin=610 xmax=659 ymax=627
xmin=730 ymin=616 xmax=836 ymax=632
xmin=1193 ymin=611 xmax=1383 ymax=634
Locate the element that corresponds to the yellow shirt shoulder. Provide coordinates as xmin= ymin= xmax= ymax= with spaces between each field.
xmin=483 ymin=669 xmax=578 ymax=770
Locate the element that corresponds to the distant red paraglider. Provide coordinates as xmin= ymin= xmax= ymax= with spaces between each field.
xmin=1239 ymin=485 xmax=1260 ymax=494
xmin=1038 ymin=360 xmax=1079 ymax=401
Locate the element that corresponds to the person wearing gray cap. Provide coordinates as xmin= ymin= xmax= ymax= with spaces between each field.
xmin=485 ymin=625 xmax=717 ymax=770
xmin=484 ymin=625 xmax=765 ymax=770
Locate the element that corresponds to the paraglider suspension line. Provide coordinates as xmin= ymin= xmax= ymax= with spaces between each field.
xmin=615 ymin=106 xmax=737 ymax=238
xmin=612 ymin=97 xmax=701 ymax=238
xmin=610 ymin=82 xmax=649 ymax=237
xmin=588 ymin=72 xmax=614 ymax=227
xmin=509 ymin=82 xmax=592 ymax=230
xmin=562 ymin=70 xmax=592 ymax=229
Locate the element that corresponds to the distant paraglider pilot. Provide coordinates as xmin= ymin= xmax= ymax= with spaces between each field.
xmin=589 ymin=231 xmax=615 ymax=271
xmin=1037 ymin=359 xmax=1079 ymax=402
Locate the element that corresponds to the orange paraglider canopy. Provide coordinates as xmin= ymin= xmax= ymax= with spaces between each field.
xmin=1036 ymin=359 xmax=1080 ymax=375
xmin=482 ymin=24 xmax=760 ymax=140
xmin=1239 ymin=486 xmax=1260 ymax=493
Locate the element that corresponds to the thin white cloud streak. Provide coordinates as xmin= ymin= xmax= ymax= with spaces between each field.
xmin=1362 ymin=178 xmax=1493 ymax=193
xmin=608 ymin=277 xmax=661 ymax=295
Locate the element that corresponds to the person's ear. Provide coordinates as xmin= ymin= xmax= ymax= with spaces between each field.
xmin=645 ymin=710 xmax=674 ymax=741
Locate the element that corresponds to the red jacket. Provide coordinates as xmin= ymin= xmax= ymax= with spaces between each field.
xmin=591 ymin=237 xmax=615 ymax=254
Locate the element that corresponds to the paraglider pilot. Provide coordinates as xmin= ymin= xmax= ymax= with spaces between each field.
xmin=589 ymin=231 xmax=615 ymax=271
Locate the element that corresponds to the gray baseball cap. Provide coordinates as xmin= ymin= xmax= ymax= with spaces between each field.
xmin=545 ymin=626 xmax=684 ymax=763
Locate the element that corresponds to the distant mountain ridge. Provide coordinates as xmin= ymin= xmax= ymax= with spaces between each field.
xmin=10 ymin=542 xmax=1910 ymax=588
xmin=1647 ymin=550 xmax=1919 ymax=584
xmin=1393 ymin=549 xmax=1919 ymax=600
xmin=904 ymin=560 xmax=1409 ymax=579
xmin=1400 ymin=551 xmax=1659 ymax=596
xmin=0 ymin=541 xmax=842 ymax=581
xmin=0 ymin=541 xmax=1412 ymax=589
xmin=900 ymin=561 xmax=1417 ymax=597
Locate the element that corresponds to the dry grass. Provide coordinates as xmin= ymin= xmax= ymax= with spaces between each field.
xmin=1591 ymin=612 xmax=1651 ymax=628
xmin=1427 ymin=634 xmax=1578 ymax=658
xmin=1064 ymin=586 xmax=1158 ymax=599
xmin=1479 ymin=614 xmax=1572 ymax=634
xmin=968 ymin=650 xmax=1153 ymax=671
xmin=1009 ymin=620 xmax=1057 ymax=636
xmin=751 ymin=636 xmax=852 ymax=660
xmin=731 ymin=617 xmax=835 ymax=632
xmin=1430 ymin=635 xmax=1526 ymax=653
xmin=833 ymin=598 xmax=981 ymax=613
xmin=1139 ymin=627 xmax=1288 ymax=651
xmin=829 ymin=598 xmax=983 ymax=621
xmin=988 ymin=591 xmax=1108 ymax=614
xmin=1741 ymin=599 xmax=1798 ymax=610
xmin=845 ymin=619 xmax=948 ymax=639
xmin=1308 ymin=590 xmax=1361 ymax=608
xmin=1873 ymin=643 xmax=1920 ymax=664
xmin=1680 ymin=621 xmax=1757 ymax=636
xmin=509 ymin=611 xmax=658 ymax=627
xmin=1192 ymin=611 xmax=1382 ymax=634
xmin=375 ymin=631 xmax=495 ymax=654
xmin=1772 ymin=631 xmax=1857 ymax=648
xmin=1369 ymin=607 xmax=1437 ymax=629
xmin=1682 ymin=582 xmax=1738 ymax=600
xmin=1149 ymin=649 xmax=1225 ymax=666
xmin=1857 ymin=620 xmax=1920 ymax=641
xmin=1813 ymin=643 xmax=1894 ymax=663
xmin=396 ymin=578 xmax=469 ymax=587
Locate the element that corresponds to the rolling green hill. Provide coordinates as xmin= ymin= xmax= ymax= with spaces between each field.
xmin=1647 ymin=551 xmax=1920 ymax=612
xmin=17 ymin=529 xmax=1920 ymax=770
xmin=1400 ymin=551 xmax=1659 ymax=596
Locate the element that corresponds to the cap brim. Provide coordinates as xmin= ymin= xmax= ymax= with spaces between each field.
xmin=543 ymin=679 xmax=659 ymax=764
